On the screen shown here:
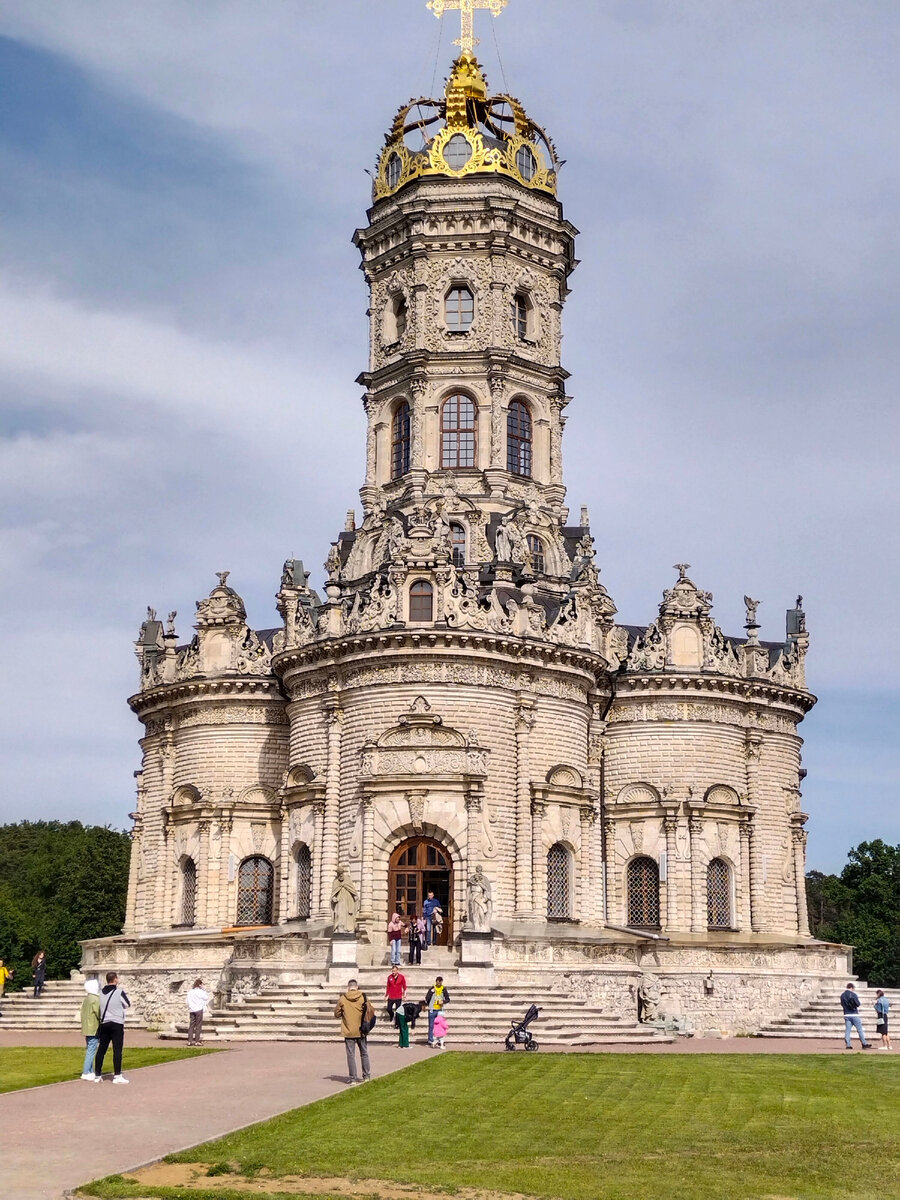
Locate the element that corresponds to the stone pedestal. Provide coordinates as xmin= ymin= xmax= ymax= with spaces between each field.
xmin=457 ymin=929 xmax=495 ymax=986
xmin=327 ymin=932 xmax=358 ymax=984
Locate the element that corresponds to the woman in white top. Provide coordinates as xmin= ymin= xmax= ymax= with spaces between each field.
xmin=186 ymin=978 xmax=211 ymax=1045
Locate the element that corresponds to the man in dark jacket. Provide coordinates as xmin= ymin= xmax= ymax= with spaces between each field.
xmin=840 ymin=983 xmax=872 ymax=1050
xmin=94 ymin=972 xmax=131 ymax=1082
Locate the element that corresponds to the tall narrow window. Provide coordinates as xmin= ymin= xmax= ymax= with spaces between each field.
xmin=445 ymin=286 xmax=474 ymax=331
xmin=707 ymin=858 xmax=732 ymax=929
xmin=391 ymin=401 xmax=411 ymax=479
xmin=507 ymin=400 xmax=532 ymax=476
xmin=450 ymin=522 xmax=466 ymax=568
xmin=180 ymin=858 xmax=196 ymax=927
xmin=547 ymin=843 xmax=572 ymax=919
xmin=441 ymin=394 xmax=477 ymax=468
xmin=627 ymin=856 xmax=660 ymax=928
xmin=408 ymin=580 xmax=434 ymax=622
xmin=296 ymin=843 xmax=312 ymax=920
xmin=527 ymin=535 xmax=544 ymax=575
xmin=513 ymin=292 xmax=530 ymax=340
xmin=236 ymin=856 xmax=274 ymax=926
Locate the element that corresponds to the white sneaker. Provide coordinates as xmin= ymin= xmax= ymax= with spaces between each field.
xmin=112 ymin=1074 xmax=129 ymax=1084
xmin=80 ymin=1072 xmax=95 ymax=1080
xmin=90 ymin=1075 xmax=102 ymax=1082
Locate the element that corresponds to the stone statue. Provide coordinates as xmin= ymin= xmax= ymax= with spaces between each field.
xmin=330 ymin=865 xmax=358 ymax=934
xmin=638 ymin=971 xmax=662 ymax=1023
xmin=467 ymin=864 xmax=492 ymax=931
xmin=744 ymin=596 xmax=760 ymax=626
xmin=494 ymin=522 xmax=512 ymax=562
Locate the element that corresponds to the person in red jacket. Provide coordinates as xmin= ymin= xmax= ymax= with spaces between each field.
xmin=384 ymin=964 xmax=407 ymax=1021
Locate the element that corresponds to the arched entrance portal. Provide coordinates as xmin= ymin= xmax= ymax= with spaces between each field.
xmin=389 ymin=837 xmax=453 ymax=945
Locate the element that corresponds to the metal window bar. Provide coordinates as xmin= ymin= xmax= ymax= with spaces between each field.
xmin=236 ymin=856 xmax=274 ymax=926
xmin=296 ymin=844 xmax=312 ymax=920
xmin=547 ymin=843 xmax=571 ymax=919
xmin=707 ymin=857 xmax=731 ymax=928
xmin=627 ymin=856 xmax=660 ymax=927
xmin=181 ymin=858 xmax=196 ymax=927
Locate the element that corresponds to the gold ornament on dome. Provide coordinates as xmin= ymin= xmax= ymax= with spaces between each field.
xmin=428 ymin=0 xmax=508 ymax=57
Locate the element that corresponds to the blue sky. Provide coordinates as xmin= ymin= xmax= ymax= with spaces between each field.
xmin=0 ymin=1 xmax=898 ymax=873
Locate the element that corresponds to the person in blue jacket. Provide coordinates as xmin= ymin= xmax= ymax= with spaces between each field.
xmin=422 ymin=892 xmax=441 ymax=946
xmin=874 ymin=990 xmax=892 ymax=1050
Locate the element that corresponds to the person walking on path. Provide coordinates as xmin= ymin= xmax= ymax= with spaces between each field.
xmin=385 ymin=965 xmax=407 ymax=1021
xmin=425 ymin=976 xmax=450 ymax=1046
xmin=334 ymin=978 xmax=371 ymax=1085
xmin=387 ymin=912 xmax=404 ymax=966
xmin=80 ymin=980 xmax=101 ymax=1079
xmin=432 ymin=1009 xmax=448 ymax=1049
xmin=0 ymin=958 xmax=13 ymax=1003
xmin=840 ymin=982 xmax=873 ymax=1050
xmin=408 ymin=913 xmax=424 ymax=965
xmin=874 ymin=990 xmax=892 ymax=1050
xmin=31 ymin=950 xmax=47 ymax=998
xmin=422 ymin=892 xmax=441 ymax=946
xmin=186 ymin=978 xmax=211 ymax=1046
xmin=94 ymin=972 xmax=132 ymax=1083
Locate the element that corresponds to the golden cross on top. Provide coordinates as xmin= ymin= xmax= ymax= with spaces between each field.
xmin=427 ymin=0 xmax=509 ymax=56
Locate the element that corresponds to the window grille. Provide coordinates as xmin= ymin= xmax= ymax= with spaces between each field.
xmin=627 ymin=856 xmax=660 ymax=927
xmin=547 ymin=843 xmax=571 ymax=918
xmin=507 ymin=399 xmax=532 ymax=476
xmin=409 ymin=580 xmax=434 ymax=622
xmin=513 ymin=293 xmax=529 ymax=340
xmin=180 ymin=858 xmax=196 ymax=927
xmin=450 ymin=522 xmax=466 ymax=567
xmin=444 ymin=134 xmax=473 ymax=170
xmin=236 ymin=856 xmax=274 ymax=926
xmin=441 ymin=394 xmax=476 ymax=468
xmin=445 ymin=287 xmax=474 ymax=331
xmin=527 ymin=535 xmax=544 ymax=574
xmin=707 ymin=857 xmax=732 ymax=929
xmin=391 ymin=402 xmax=411 ymax=478
xmin=296 ymin=843 xmax=312 ymax=920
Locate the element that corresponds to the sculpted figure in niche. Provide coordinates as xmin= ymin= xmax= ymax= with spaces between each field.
xmin=638 ymin=972 xmax=662 ymax=1023
xmin=494 ymin=522 xmax=513 ymax=562
xmin=467 ymin=864 xmax=493 ymax=931
xmin=330 ymin=865 xmax=358 ymax=934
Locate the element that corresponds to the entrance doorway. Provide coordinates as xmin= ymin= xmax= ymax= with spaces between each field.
xmin=388 ymin=837 xmax=453 ymax=945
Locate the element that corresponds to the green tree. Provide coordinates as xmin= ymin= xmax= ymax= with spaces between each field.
xmin=0 ymin=820 xmax=131 ymax=988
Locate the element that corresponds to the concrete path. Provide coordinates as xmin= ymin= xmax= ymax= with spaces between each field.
xmin=0 ymin=1040 xmax=432 ymax=1200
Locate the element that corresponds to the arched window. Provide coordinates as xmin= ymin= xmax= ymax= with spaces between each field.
xmin=707 ymin=858 xmax=732 ymax=929
xmin=627 ymin=856 xmax=660 ymax=928
xmin=512 ymin=292 xmax=530 ymax=340
xmin=507 ymin=400 xmax=532 ymax=476
xmin=409 ymin=580 xmax=434 ymax=622
xmin=387 ymin=152 xmax=402 ymax=190
xmin=450 ymin=522 xmax=466 ymax=568
xmin=445 ymin=286 xmax=474 ymax=331
xmin=527 ymin=534 xmax=544 ymax=575
xmin=236 ymin=856 xmax=274 ymax=926
xmin=441 ymin=394 xmax=477 ymax=469
xmin=547 ymin=843 xmax=572 ymax=919
xmin=295 ymin=843 xmax=312 ymax=920
xmin=180 ymin=858 xmax=196 ymax=927
xmin=391 ymin=401 xmax=411 ymax=479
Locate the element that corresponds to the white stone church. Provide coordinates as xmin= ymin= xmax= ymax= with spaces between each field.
xmin=83 ymin=35 xmax=850 ymax=1035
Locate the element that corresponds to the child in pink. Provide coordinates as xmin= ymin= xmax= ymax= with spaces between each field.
xmin=432 ymin=1011 xmax=448 ymax=1048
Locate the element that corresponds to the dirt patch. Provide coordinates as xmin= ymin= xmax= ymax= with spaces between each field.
xmin=120 ymin=1160 xmax=537 ymax=1199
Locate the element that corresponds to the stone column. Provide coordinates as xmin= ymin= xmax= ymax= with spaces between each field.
xmin=153 ymin=727 xmax=176 ymax=928
xmin=792 ymin=822 xmax=811 ymax=937
xmin=744 ymin=733 xmax=763 ymax=931
xmin=312 ymin=801 xmax=326 ymax=918
xmin=531 ymin=799 xmax=546 ymax=917
xmin=360 ymin=796 xmax=375 ymax=920
xmin=123 ymin=813 xmax=142 ymax=934
xmin=197 ymin=816 xmax=211 ymax=927
xmin=465 ymin=791 xmax=483 ymax=870
xmin=514 ymin=696 xmax=536 ymax=917
xmin=410 ymin=378 xmax=427 ymax=471
xmin=363 ymin=394 xmax=377 ymax=487
xmin=688 ymin=813 xmax=706 ymax=933
xmin=549 ymin=398 xmax=564 ymax=484
xmin=663 ymin=811 xmax=679 ymax=932
xmin=277 ymin=805 xmax=292 ymax=924
xmin=489 ymin=374 xmax=505 ymax=468
xmin=603 ymin=817 xmax=617 ymax=924
xmin=578 ymin=806 xmax=597 ymax=923
xmin=320 ymin=697 xmax=343 ymax=917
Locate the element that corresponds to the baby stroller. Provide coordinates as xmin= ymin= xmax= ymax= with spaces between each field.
xmin=504 ymin=1003 xmax=540 ymax=1051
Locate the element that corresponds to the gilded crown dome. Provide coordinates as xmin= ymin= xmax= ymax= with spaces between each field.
xmin=374 ymin=52 xmax=560 ymax=201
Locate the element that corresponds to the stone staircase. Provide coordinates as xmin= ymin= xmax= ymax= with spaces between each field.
xmin=758 ymin=982 xmax=900 ymax=1039
xmin=164 ymin=964 xmax=671 ymax=1047
xmin=0 ymin=979 xmax=89 ymax=1030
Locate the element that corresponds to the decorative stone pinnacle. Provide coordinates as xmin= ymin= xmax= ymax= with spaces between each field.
xmin=674 ymin=563 xmax=690 ymax=581
xmin=216 ymin=571 xmax=230 ymax=587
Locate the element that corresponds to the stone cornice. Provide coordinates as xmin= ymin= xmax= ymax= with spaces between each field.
xmin=129 ymin=675 xmax=284 ymax=720
xmin=613 ymin=671 xmax=816 ymax=714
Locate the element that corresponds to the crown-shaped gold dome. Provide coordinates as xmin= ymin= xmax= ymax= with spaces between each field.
xmin=374 ymin=53 xmax=559 ymax=201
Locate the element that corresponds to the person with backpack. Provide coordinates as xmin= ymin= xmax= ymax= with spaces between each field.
xmin=79 ymin=979 xmax=101 ymax=1079
xmin=874 ymin=990 xmax=892 ymax=1050
xmin=839 ymin=982 xmax=873 ymax=1050
xmin=93 ymin=971 xmax=132 ymax=1083
xmin=425 ymin=976 xmax=450 ymax=1047
xmin=334 ymin=978 xmax=372 ymax=1085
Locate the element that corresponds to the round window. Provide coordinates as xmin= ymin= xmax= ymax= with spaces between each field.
xmin=387 ymin=153 xmax=402 ymax=189
xmin=516 ymin=145 xmax=537 ymax=181
xmin=444 ymin=134 xmax=473 ymax=171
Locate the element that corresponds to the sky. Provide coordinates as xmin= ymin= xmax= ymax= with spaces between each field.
xmin=0 ymin=1 xmax=897 ymax=873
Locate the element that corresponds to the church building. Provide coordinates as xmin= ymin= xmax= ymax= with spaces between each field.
xmin=83 ymin=7 xmax=850 ymax=1035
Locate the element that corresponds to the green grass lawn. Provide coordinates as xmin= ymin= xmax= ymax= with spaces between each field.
xmin=80 ymin=1052 xmax=900 ymax=1200
xmin=0 ymin=1045 xmax=214 ymax=1094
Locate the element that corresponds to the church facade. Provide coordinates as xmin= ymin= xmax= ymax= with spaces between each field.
xmin=83 ymin=45 xmax=849 ymax=1034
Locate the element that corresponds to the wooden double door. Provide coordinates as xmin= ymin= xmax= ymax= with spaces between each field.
xmin=388 ymin=837 xmax=453 ymax=945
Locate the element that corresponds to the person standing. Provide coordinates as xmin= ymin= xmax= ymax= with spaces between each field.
xmin=432 ymin=1009 xmax=448 ymax=1049
xmin=407 ymin=911 xmax=422 ymax=965
xmin=0 ymin=958 xmax=14 ymax=1003
xmin=387 ymin=912 xmax=404 ymax=966
xmin=186 ymin=978 xmax=211 ymax=1046
xmin=422 ymin=892 xmax=440 ymax=947
xmin=94 ymin=972 xmax=131 ymax=1083
xmin=384 ymin=964 xmax=407 ymax=1021
xmin=394 ymin=1002 xmax=410 ymax=1049
xmin=874 ymin=990 xmax=892 ymax=1050
xmin=425 ymin=975 xmax=450 ymax=1046
xmin=840 ymin=982 xmax=873 ymax=1050
xmin=80 ymin=980 xmax=101 ymax=1080
xmin=31 ymin=950 xmax=47 ymax=999
xmin=334 ymin=978 xmax=371 ymax=1085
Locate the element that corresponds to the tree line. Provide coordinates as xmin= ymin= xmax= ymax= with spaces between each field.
xmin=0 ymin=821 xmax=130 ymax=987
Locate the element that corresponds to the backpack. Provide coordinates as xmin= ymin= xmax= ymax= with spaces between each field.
xmin=360 ymin=992 xmax=377 ymax=1036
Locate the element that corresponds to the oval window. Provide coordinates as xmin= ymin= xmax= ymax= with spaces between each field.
xmin=387 ymin=153 xmax=402 ymax=189
xmin=444 ymin=134 xmax=473 ymax=170
xmin=516 ymin=145 xmax=537 ymax=181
